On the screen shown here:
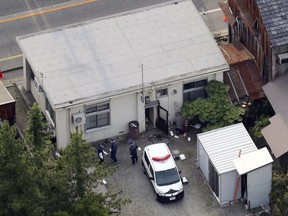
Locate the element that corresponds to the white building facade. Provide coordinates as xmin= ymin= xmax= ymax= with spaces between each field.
xmin=17 ymin=0 xmax=228 ymax=148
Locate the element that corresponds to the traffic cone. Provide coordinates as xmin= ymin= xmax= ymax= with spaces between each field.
xmin=223 ymin=15 xmax=227 ymax=22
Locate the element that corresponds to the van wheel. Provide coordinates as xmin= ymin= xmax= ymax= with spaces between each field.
xmin=142 ymin=163 xmax=146 ymax=174
xmin=154 ymin=192 xmax=159 ymax=201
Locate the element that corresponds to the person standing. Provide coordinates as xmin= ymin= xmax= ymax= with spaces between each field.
xmin=128 ymin=139 xmax=138 ymax=165
xmin=110 ymin=138 xmax=118 ymax=164
xmin=97 ymin=144 xmax=105 ymax=165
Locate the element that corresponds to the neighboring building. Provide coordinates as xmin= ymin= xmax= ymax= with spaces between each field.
xmin=197 ymin=123 xmax=273 ymax=209
xmin=16 ymin=0 xmax=228 ymax=148
xmin=220 ymin=0 xmax=288 ymax=161
xmin=221 ymin=0 xmax=288 ymax=82
xmin=0 ymin=80 xmax=16 ymax=125
xmin=219 ymin=42 xmax=265 ymax=104
xmin=261 ymin=73 xmax=288 ymax=163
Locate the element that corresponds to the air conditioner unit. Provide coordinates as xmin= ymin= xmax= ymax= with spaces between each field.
xmin=34 ymin=78 xmax=43 ymax=92
xmin=278 ymin=53 xmax=288 ymax=64
xmin=72 ymin=113 xmax=86 ymax=125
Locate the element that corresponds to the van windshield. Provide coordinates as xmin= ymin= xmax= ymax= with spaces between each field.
xmin=155 ymin=168 xmax=180 ymax=186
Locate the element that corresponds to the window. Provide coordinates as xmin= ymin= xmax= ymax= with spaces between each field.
xmin=46 ymin=97 xmax=55 ymax=125
xmin=149 ymin=165 xmax=154 ymax=179
xmin=144 ymin=152 xmax=150 ymax=166
xmin=155 ymin=168 xmax=180 ymax=186
xmin=85 ymin=102 xmax=110 ymax=130
xmin=156 ymin=88 xmax=168 ymax=98
xmin=183 ymin=79 xmax=207 ymax=101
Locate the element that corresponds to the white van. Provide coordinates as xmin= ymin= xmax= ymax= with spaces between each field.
xmin=141 ymin=143 xmax=184 ymax=202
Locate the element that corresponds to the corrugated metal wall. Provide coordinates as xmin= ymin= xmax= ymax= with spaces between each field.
xmin=247 ymin=164 xmax=272 ymax=209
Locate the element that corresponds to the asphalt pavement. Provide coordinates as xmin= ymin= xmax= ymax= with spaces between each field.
xmin=0 ymin=0 xmax=227 ymax=74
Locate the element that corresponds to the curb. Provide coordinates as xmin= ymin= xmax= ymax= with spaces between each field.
xmin=2 ymin=66 xmax=23 ymax=73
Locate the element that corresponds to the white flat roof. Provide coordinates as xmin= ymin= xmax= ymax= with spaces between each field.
xmin=233 ymin=147 xmax=273 ymax=175
xmin=197 ymin=123 xmax=258 ymax=174
xmin=17 ymin=0 xmax=228 ymax=109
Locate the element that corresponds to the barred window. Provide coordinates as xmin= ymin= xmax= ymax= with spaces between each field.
xmin=156 ymin=88 xmax=168 ymax=98
xmin=183 ymin=79 xmax=207 ymax=101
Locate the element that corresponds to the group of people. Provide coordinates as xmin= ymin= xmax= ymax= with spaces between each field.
xmin=97 ymin=138 xmax=139 ymax=165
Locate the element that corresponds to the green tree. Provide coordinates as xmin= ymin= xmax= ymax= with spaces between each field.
xmin=181 ymin=80 xmax=245 ymax=131
xmin=25 ymin=103 xmax=53 ymax=213
xmin=0 ymin=121 xmax=43 ymax=216
xmin=62 ymin=129 xmax=97 ymax=199
xmin=47 ymin=129 xmax=128 ymax=215
xmin=70 ymin=193 xmax=109 ymax=216
xmin=1 ymin=104 xmax=128 ymax=216
xmin=271 ymin=168 xmax=288 ymax=215
xmin=248 ymin=115 xmax=270 ymax=148
xmin=26 ymin=103 xmax=52 ymax=151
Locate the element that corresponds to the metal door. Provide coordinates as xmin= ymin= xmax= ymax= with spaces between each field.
xmin=156 ymin=106 xmax=168 ymax=134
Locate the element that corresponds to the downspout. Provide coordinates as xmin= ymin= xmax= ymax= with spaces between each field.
xmin=233 ymin=149 xmax=241 ymax=203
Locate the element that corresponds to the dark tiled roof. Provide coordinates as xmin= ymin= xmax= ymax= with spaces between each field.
xmin=256 ymin=0 xmax=288 ymax=47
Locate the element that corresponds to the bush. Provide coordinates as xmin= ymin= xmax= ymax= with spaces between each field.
xmin=181 ymin=80 xmax=245 ymax=131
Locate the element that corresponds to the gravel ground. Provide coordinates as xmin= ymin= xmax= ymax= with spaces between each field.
xmin=102 ymin=129 xmax=250 ymax=216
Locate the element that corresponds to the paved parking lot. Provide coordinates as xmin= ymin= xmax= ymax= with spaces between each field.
xmin=103 ymin=128 xmax=249 ymax=216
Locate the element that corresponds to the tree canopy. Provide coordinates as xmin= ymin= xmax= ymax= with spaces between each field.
xmin=181 ymin=80 xmax=245 ymax=131
xmin=0 ymin=121 xmax=43 ymax=215
xmin=0 ymin=104 xmax=127 ymax=216
xmin=271 ymin=168 xmax=288 ymax=215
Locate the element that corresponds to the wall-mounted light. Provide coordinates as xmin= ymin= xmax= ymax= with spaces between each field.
xmin=172 ymin=89 xmax=177 ymax=95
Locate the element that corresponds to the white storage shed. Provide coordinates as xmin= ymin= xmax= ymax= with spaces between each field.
xmin=197 ymin=123 xmax=273 ymax=208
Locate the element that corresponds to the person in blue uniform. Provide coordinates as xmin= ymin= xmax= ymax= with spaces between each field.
xmin=110 ymin=138 xmax=118 ymax=164
xmin=128 ymin=139 xmax=138 ymax=165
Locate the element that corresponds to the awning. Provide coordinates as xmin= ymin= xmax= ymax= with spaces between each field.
xmin=145 ymin=100 xmax=159 ymax=108
xmin=233 ymin=147 xmax=273 ymax=175
xmin=262 ymin=112 xmax=288 ymax=158
xmin=0 ymin=80 xmax=15 ymax=105
xmin=219 ymin=2 xmax=236 ymax=26
xmin=220 ymin=43 xmax=266 ymax=102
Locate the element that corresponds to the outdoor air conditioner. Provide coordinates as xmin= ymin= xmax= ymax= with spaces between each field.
xmin=278 ymin=53 xmax=288 ymax=64
xmin=72 ymin=113 xmax=86 ymax=125
xmin=34 ymin=78 xmax=43 ymax=92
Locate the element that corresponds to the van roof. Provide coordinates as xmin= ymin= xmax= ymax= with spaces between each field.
xmin=145 ymin=143 xmax=176 ymax=172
